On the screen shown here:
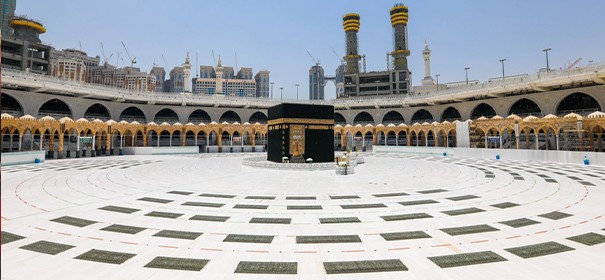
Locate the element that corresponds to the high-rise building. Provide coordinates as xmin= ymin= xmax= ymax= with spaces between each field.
xmin=168 ymin=66 xmax=184 ymax=92
xmin=341 ymin=3 xmax=412 ymax=98
xmin=1 ymin=0 xmax=16 ymax=36
xmin=193 ymin=56 xmax=260 ymax=97
xmin=1 ymin=16 xmax=51 ymax=75
xmin=309 ymin=65 xmax=325 ymax=100
xmin=49 ymin=48 xmax=100 ymax=82
xmin=149 ymin=66 xmax=166 ymax=92
xmin=254 ymin=70 xmax=270 ymax=98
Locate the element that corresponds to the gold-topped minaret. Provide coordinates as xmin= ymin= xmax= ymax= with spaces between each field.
xmin=342 ymin=13 xmax=361 ymax=74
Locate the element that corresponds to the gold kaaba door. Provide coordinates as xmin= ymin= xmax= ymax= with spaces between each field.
xmin=290 ymin=125 xmax=305 ymax=157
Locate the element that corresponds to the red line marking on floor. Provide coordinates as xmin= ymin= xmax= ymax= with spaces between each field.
xmin=58 ymin=232 xmax=72 ymax=236
xmin=201 ymin=248 xmax=223 ymax=252
xmin=294 ymin=251 xmax=317 ymax=254
xmin=432 ymin=244 xmax=452 ymax=247
xmin=388 ymin=247 xmax=410 ymax=251
xmin=471 ymin=240 xmax=489 ymax=244
xmin=246 ymin=250 xmax=269 ymax=253
xmin=579 ymin=220 xmax=589 ymax=224
xmin=559 ymin=225 xmax=571 ymax=229
xmin=595 ymin=215 xmax=603 ymax=219
xmin=159 ymin=245 xmax=178 ymax=249
xmin=506 ymin=235 xmax=522 ymax=239
xmin=535 ymin=230 xmax=548 ymax=234
xmin=87 ymin=236 xmax=103 ymax=241
xmin=34 ymin=227 xmax=46 ymax=231
xmin=120 ymin=241 xmax=138 ymax=245
xmin=1 ymin=216 xmax=9 ymax=220
xmin=342 ymin=250 xmax=365 ymax=253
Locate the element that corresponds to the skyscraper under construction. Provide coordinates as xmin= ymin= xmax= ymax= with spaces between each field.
xmin=341 ymin=3 xmax=412 ymax=98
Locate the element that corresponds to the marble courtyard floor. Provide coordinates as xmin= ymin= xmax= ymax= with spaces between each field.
xmin=1 ymin=153 xmax=604 ymax=279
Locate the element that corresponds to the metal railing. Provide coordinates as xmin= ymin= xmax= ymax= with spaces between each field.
xmin=2 ymin=62 xmax=604 ymax=108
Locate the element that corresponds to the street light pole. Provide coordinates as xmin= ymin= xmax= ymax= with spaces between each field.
xmin=295 ymin=84 xmax=299 ymax=100
xmin=280 ymin=87 xmax=283 ymax=101
xmin=270 ymin=82 xmax=274 ymax=99
xmin=464 ymin=67 xmax=470 ymax=85
xmin=499 ymin=59 xmax=507 ymax=82
xmin=435 ymin=74 xmax=440 ymax=92
xmin=542 ymin=48 xmax=551 ymax=71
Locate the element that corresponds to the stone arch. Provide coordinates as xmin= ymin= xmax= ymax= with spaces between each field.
xmin=556 ymin=92 xmax=602 ymax=115
xmin=334 ymin=112 xmax=346 ymax=125
xmin=154 ymin=108 xmax=179 ymax=124
xmin=411 ymin=109 xmax=433 ymax=123
xmin=188 ymin=109 xmax=211 ymax=124
xmin=249 ymin=111 xmax=267 ymax=124
xmin=441 ymin=107 xmax=462 ymax=122
xmin=38 ymin=98 xmax=73 ymax=119
xmin=119 ymin=106 xmax=146 ymax=123
xmin=471 ymin=103 xmax=497 ymax=119
xmin=84 ymin=103 xmax=111 ymax=120
xmin=220 ymin=110 xmax=241 ymax=123
xmin=1 ymin=93 xmax=24 ymax=116
xmin=508 ymin=98 xmax=543 ymax=117
xmin=353 ymin=112 xmax=374 ymax=125
xmin=382 ymin=111 xmax=404 ymax=124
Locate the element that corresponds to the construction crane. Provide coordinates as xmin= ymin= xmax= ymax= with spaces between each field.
xmin=100 ymin=42 xmax=108 ymax=64
xmin=331 ymin=48 xmax=344 ymax=64
xmin=121 ymin=41 xmax=136 ymax=67
xmin=306 ymin=51 xmax=320 ymax=66
xmin=161 ymin=54 xmax=168 ymax=70
xmin=211 ymin=50 xmax=216 ymax=66
xmin=567 ymin=57 xmax=582 ymax=69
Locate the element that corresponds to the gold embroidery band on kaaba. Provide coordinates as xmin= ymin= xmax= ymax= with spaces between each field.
xmin=267 ymin=118 xmax=335 ymax=126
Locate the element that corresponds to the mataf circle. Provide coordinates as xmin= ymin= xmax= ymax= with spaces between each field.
xmin=2 ymin=154 xmax=605 ymax=279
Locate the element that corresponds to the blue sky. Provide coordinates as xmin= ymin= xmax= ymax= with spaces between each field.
xmin=17 ymin=0 xmax=605 ymax=99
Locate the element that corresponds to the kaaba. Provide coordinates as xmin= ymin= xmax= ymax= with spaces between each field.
xmin=267 ymin=103 xmax=335 ymax=163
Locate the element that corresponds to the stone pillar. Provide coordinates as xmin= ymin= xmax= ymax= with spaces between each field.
xmin=106 ymin=134 xmax=111 ymax=156
xmin=499 ymin=135 xmax=503 ymax=149
xmin=92 ymin=135 xmax=97 ymax=157
xmin=195 ymin=134 xmax=198 ymax=146
xmin=157 ymin=133 xmax=160 ymax=147
xmin=484 ymin=134 xmax=488 ymax=149
xmin=76 ymin=135 xmax=81 ymax=158
xmin=143 ymin=132 xmax=148 ymax=147
xmin=58 ymin=133 xmax=64 ymax=159
xmin=9 ymin=134 xmax=14 ymax=152
xmin=535 ymin=133 xmax=539 ymax=150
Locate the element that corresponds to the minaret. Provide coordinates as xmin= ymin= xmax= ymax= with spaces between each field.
xmin=183 ymin=52 xmax=192 ymax=93
xmin=343 ymin=13 xmax=361 ymax=74
xmin=422 ymin=40 xmax=435 ymax=85
xmin=390 ymin=4 xmax=410 ymax=71
xmin=215 ymin=55 xmax=224 ymax=95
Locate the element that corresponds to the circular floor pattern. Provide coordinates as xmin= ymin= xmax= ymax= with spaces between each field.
xmin=2 ymin=153 xmax=605 ymax=280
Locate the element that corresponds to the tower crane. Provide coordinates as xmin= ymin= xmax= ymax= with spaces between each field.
xmin=121 ymin=41 xmax=136 ymax=67
xmin=306 ymin=51 xmax=320 ymax=66
xmin=100 ymin=42 xmax=109 ymax=65
xmin=567 ymin=57 xmax=582 ymax=69
xmin=331 ymin=48 xmax=344 ymax=64
xmin=161 ymin=54 xmax=168 ymax=70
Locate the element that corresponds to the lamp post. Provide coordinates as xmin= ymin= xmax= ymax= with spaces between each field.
xmin=542 ymin=48 xmax=551 ymax=71
xmin=295 ymin=84 xmax=299 ymax=100
xmin=280 ymin=87 xmax=283 ymax=101
xmin=435 ymin=74 xmax=440 ymax=92
xmin=270 ymin=82 xmax=274 ymax=99
xmin=464 ymin=67 xmax=470 ymax=85
xmin=499 ymin=59 xmax=507 ymax=82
